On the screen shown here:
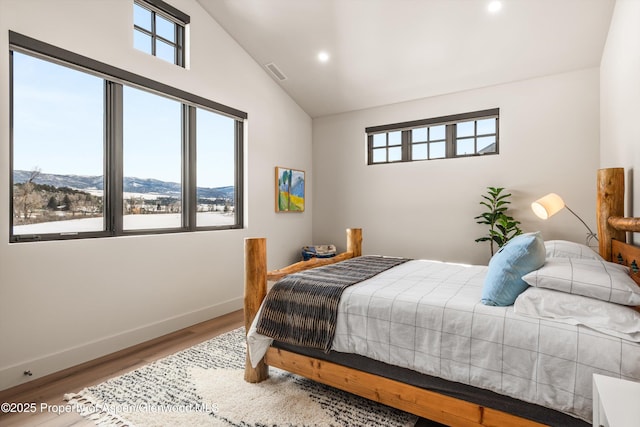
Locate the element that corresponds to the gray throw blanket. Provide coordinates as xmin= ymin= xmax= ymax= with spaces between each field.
xmin=256 ymin=255 xmax=411 ymax=352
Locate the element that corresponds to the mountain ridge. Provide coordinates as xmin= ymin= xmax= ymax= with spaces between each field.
xmin=13 ymin=170 xmax=234 ymax=199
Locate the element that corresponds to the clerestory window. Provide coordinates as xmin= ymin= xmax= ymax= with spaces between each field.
xmin=366 ymin=109 xmax=499 ymax=165
xmin=133 ymin=0 xmax=189 ymax=67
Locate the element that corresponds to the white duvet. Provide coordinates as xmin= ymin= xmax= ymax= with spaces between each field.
xmin=248 ymin=259 xmax=640 ymax=422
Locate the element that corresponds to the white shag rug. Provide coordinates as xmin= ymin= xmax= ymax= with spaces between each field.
xmin=66 ymin=328 xmax=418 ymax=427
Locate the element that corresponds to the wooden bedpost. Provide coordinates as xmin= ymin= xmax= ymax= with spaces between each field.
xmin=244 ymin=237 xmax=269 ymax=383
xmin=244 ymin=228 xmax=362 ymax=382
xmin=597 ymin=168 xmax=625 ymax=261
xmin=347 ymin=228 xmax=363 ymax=257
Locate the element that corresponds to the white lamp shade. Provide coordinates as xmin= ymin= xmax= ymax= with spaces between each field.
xmin=531 ymin=193 xmax=565 ymax=219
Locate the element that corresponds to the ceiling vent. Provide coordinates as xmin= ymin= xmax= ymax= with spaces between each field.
xmin=265 ymin=62 xmax=288 ymax=81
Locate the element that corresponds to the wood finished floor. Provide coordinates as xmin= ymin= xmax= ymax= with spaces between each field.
xmin=0 ymin=310 xmax=244 ymax=426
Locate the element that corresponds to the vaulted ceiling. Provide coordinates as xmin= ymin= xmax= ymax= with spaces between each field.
xmin=198 ymin=0 xmax=615 ymax=118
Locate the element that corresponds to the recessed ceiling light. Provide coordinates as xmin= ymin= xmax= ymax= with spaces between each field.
xmin=317 ymin=51 xmax=330 ymax=63
xmin=488 ymin=1 xmax=502 ymax=13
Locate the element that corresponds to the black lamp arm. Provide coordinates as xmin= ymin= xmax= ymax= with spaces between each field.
xmin=565 ymin=205 xmax=599 ymax=242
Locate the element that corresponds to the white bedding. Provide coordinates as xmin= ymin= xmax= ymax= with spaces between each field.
xmin=248 ymin=259 xmax=640 ymax=422
xmin=514 ymin=287 xmax=640 ymax=342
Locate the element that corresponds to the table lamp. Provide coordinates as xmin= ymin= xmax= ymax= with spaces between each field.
xmin=531 ymin=193 xmax=598 ymax=245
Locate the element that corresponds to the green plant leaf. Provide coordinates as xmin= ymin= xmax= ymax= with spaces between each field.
xmin=475 ymin=186 xmax=522 ymax=255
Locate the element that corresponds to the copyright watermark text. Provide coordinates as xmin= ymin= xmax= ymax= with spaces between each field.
xmin=1 ymin=401 xmax=218 ymax=415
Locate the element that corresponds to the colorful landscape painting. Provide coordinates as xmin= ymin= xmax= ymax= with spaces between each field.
xmin=276 ymin=167 xmax=305 ymax=212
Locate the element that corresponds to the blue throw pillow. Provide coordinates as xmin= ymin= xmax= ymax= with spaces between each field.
xmin=481 ymin=232 xmax=545 ymax=306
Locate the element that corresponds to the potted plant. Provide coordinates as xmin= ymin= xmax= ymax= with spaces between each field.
xmin=475 ymin=187 xmax=522 ymax=256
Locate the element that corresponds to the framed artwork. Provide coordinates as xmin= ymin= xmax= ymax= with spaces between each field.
xmin=275 ymin=166 xmax=305 ymax=212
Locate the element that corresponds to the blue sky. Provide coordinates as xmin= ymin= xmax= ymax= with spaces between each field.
xmin=12 ymin=51 xmax=235 ymax=189
xmin=133 ymin=3 xmax=176 ymax=63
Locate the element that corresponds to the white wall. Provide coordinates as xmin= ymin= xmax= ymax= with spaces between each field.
xmin=313 ymin=69 xmax=600 ymax=265
xmin=0 ymin=0 xmax=312 ymax=390
xmin=600 ymin=0 xmax=640 ymax=243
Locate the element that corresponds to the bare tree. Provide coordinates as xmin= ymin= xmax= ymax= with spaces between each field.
xmin=14 ymin=168 xmax=43 ymax=222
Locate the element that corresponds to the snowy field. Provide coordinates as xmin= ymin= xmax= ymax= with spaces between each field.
xmin=14 ymin=212 xmax=235 ymax=234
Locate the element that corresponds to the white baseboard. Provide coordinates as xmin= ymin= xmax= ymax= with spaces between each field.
xmin=0 ymin=297 xmax=243 ymax=391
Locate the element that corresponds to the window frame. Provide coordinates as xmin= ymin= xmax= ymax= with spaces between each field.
xmin=133 ymin=0 xmax=189 ymax=67
xmin=9 ymin=31 xmax=245 ymax=243
xmin=409 ymin=125 xmax=447 ymax=161
xmin=366 ymin=109 xmax=499 ymax=165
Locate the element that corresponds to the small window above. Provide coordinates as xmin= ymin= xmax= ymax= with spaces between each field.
xmin=455 ymin=118 xmax=498 ymax=156
xmin=366 ymin=109 xmax=499 ymax=165
xmin=134 ymin=0 xmax=189 ymax=67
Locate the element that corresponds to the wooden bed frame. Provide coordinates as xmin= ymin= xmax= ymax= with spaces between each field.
xmin=243 ymin=168 xmax=640 ymax=427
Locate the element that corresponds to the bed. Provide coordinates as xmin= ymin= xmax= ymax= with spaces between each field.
xmin=243 ymin=167 xmax=640 ymax=427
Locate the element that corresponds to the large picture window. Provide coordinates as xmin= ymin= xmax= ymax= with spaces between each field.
xmin=196 ymin=109 xmax=237 ymax=227
xmin=122 ymin=85 xmax=183 ymax=230
xmin=12 ymin=52 xmax=105 ymax=235
xmin=366 ymin=109 xmax=499 ymax=165
xmin=9 ymin=32 xmax=245 ymax=242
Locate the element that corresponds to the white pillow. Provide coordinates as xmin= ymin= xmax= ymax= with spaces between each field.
xmin=514 ymin=287 xmax=640 ymax=342
xmin=544 ymin=240 xmax=603 ymax=261
xmin=522 ymin=257 xmax=640 ymax=305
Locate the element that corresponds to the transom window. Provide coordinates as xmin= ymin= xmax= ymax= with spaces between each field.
xmin=9 ymin=31 xmax=245 ymax=243
xmin=455 ymin=117 xmax=498 ymax=156
xmin=411 ymin=125 xmax=446 ymax=160
xmin=366 ymin=109 xmax=499 ymax=165
xmin=371 ymin=131 xmax=402 ymax=163
xmin=133 ymin=0 xmax=188 ymax=66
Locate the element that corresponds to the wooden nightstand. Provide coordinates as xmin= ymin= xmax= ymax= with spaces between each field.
xmin=593 ymin=374 xmax=640 ymax=427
